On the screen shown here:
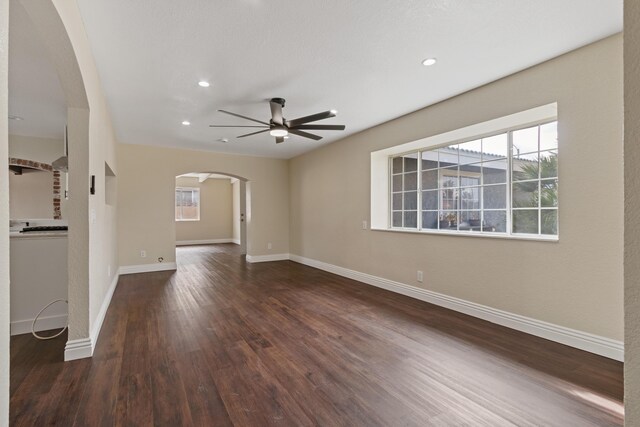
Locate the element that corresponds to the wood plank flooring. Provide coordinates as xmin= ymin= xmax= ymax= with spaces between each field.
xmin=10 ymin=243 xmax=624 ymax=426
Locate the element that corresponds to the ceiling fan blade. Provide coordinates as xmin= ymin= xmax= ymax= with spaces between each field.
xmin=286 ymin=110 xmax=336 ymax=127
xmin=270 ymin=100 xmax=284 ymax=125
xmin=237 ymin=129 xmax=270 ymax=138
xmin=209 ymin=125 xmax=269 ymax=128
xmin=218 ymin=110 xmax=270 ymax=126
xmin=288 ymin=128 xmax=323 ymax=141
xmin=292 ymin=124 xmax=346 ymax=131
xmin=275 ymin=136 xmax=285 ymax=144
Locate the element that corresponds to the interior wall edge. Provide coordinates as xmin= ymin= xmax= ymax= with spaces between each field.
xmin=0 ymin=0 xmax=9 ymax=422
xmin=624 ymin=0 xmax=640 ymax=423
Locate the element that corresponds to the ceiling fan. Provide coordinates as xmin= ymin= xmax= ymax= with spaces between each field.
xmin=209 ymin=98 xmax=346 ymax=144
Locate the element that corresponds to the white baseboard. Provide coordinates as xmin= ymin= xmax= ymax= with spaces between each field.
xmin=64 ymin=338 xmax=93 ymax=361
xmin=10 ymin=314 xmax=67 ymax=336
xmin=64 ymin=270 xmax=120 ymax=361
xmin=176 ymin=238 xmax=234 ymax=246
xmin=246 ymin=253 xmax=290 ymax=263
xmin=90 ymin=271 xmax=119 ymax=347
xmin=289 ymin=254 xmax=624 ymax=361
xmin=232 ymin=239 xmax=241 ymax=245
xmin=119 ymin=262 xmax=178 ymax=275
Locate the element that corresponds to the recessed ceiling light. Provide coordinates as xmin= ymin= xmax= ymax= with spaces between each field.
xmin=270 ymin=128 xmax=288 ymax=137
xmin=8 ymin=115 xmax=23 ymax=121
xmin=422 ymin=58 xmax=437 ymax=66
xmin=220 ymin=138 xmax=229 ymax=143
xmin=198 ymin=81 xmax=210 ymax=88
xmin=182 ymin=120 xmax=191 ymax=126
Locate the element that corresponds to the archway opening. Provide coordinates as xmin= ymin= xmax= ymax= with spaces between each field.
xmin=9 ymin=0 xmax=91 ymax=363
xmin=174 ymin=172 xmax=249 ymax=261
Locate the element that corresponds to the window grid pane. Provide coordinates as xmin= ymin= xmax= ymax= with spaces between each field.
xmin=414 ymin=130 xmax=512 ymax=234
xmin=510 ymin=122 xmax=558 ymax=236
xmin=390 ymin=155 xmax=419 ymax=229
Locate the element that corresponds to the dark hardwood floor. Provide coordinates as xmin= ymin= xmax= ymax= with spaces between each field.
xmin=10 ymin=244 xmax=623 ymax=426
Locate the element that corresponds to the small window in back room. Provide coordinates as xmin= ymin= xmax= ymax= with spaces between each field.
xmin=175 ymin=187 xmax=200 ymax=221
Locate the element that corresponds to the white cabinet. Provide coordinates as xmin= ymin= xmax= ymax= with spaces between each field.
xmin=10 ymin=234 xmax=68 ymax=335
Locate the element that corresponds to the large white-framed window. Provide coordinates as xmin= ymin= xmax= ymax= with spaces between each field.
xmin=371 ymin=103 xmax=558 ymax=241
xmin=175 ymin=187 xmax=200 ymax=221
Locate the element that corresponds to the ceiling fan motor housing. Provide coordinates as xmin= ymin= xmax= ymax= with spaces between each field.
xmin=270 ymin=97 xmax=286 ymax=107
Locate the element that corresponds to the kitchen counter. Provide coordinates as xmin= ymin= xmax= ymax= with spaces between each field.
xmin=10 ymin=230 xmax=68 ymax=239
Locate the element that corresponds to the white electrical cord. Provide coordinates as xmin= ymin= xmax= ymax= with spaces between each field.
xmin=31 ymin=299 xmax=68 ymax=340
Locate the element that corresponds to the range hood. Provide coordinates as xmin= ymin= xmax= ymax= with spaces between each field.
xmin=52 ymin=155 xmax=68 ymax=172
xmin=53 ymin=125 xmax=69 ymax=172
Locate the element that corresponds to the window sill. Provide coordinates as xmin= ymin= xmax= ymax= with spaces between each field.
xmin=371 ymin=227 xmax=559 ymax=242
xmin=176 ymin=219 xmax=200 ymax=222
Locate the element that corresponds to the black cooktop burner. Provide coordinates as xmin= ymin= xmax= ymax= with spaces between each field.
xmin=20 ymin=226 xmax=68 ymax=233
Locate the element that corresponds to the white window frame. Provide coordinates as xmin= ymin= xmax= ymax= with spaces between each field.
xmin=370 ymin=103 xmax=558 ymax=242
xmin=175 ymin=187 xmax=201 ymax=221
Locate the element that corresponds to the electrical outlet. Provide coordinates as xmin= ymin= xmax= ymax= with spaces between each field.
xmin=417 ymin=270 xmax=423 ymax=283
xmin=140 ymin=250 xmax=147 ymax=258
xmin=362 ymin=220 xmax=367 ymax=230
xmin=267 ymin=242 xmax=272 ymax=250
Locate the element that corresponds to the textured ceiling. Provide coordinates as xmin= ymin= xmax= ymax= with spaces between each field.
xmin=8 ymin=0 xmax=66 ymax=139
xmin=75 ymin=0 xmax=622 ymax=159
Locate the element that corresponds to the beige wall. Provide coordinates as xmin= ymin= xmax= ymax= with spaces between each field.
xmin=118 ymin=143 xmax=289 ymax=267
xmin=290 ymin=35 xmax=623 ymax=341
xmin=0 ymin=0 xmax=8 ymax=422
xmin=625 ymin=0 xmax=640 ymax=423
xmin=9 ymin=170 xmax=54 ymax=218
xmin=9 ymin=134 xmax=64 ymax=163
xmin=175 ymin=177 xmax=233 ymax=242
xmin=9 ymin=134 xmax=68 ymax=219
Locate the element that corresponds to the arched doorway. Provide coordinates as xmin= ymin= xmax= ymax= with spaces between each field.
xmin=174 ymin=171 xmax=249 ymax=256
xmin=15 ymin=0 xmax=91 ymax=361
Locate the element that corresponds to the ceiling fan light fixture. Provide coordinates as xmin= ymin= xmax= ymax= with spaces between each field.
xmin=270 ymin=128 xmax=288 ymax=137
